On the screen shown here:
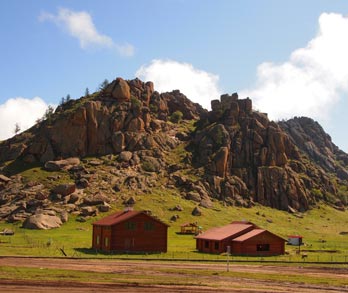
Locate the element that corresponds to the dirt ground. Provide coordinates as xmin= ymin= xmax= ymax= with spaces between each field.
xmin=0 ymin=257 xmax=348 ymax=292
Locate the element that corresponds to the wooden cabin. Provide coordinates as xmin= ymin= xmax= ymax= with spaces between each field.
xmin=195 ymin=221 xmax=286 ymax=255
xmin=92 ymin=210 xmax=169 ymax=252
xmin=231 ymin=229 xmax=285 ymax=255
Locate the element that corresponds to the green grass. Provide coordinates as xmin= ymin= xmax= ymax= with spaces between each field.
xmin=1 ymin=263 xmax=347 ymax=288
xmin=1 ymin=193 xmax=348 ymax=262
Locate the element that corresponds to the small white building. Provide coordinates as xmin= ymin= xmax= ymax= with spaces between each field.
xmin=288 ymin=235 xmax=303 ymax=246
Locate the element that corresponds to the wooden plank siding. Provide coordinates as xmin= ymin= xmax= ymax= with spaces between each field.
xmin=92 ymin=211 xmax=168 ymax=253
xmin=195 ymin=223 xmax=285 ymax=255
xmin=232 ymin=231 xmax=285 ymax=255
xmin=196 ymin=226 xmax=255 ymax=254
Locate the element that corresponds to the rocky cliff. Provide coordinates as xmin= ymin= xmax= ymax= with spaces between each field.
xmin=0 ymin=77 xmax=347 ymax=227
xmin=187 ymin=94 xmax=348 ymax=212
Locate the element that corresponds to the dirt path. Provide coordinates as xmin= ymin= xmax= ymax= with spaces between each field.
xmin=0 ymin=257 xmax=348 ymax=292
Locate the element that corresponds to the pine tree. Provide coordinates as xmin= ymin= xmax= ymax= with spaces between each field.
xmin=99 ymin=79 xmax=109 ymax=91
xmin=85 ymin=87 xmax=90 ymax=97
xmin=14 ymin=123 xmax=21 ymax=135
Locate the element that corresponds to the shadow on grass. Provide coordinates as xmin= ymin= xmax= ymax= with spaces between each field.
xmin=3 ymin=158 xmax=42 ymax=176
xmin=74 ymin=247 xmax=163 ymax=256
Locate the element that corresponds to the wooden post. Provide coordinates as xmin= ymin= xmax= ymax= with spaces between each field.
xmin=226 ymin=246 xmax=231 ymax=272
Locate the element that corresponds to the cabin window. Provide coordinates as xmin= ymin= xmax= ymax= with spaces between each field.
xmin=125 ymin=221 xmax=136 ymax=230
xmin=204 ymin=241 xmax=209 ymax=249
xmin=96 ymin=235 xmax=100 ymax=245
xmin=214 ymin=242 xmax=219 ymax=250
xmin=104 ymin=237 xmax=109 ymax=247
xmin=144 ymin=222 xmax=155 ymax=231
xmin=256 ymin=244 xmax=270 ymax=251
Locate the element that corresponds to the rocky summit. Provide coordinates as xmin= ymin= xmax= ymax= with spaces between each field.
xmin=0 ymin=77 xmax=347 ymax=227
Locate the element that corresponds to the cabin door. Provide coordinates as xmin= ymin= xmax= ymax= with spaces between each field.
xmin=124 ymin=238 xmax=135 ymax=250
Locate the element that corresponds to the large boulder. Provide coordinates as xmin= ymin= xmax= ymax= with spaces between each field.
xmin=52 ymin=183 xmax=76 ymax=197
xmin=105 ymin=77 xmax=130 ymax=101
xmin=22 ymin=214 xmax=62 ymax=230
xmin=45 ymin=158 xmax=81 ymax=171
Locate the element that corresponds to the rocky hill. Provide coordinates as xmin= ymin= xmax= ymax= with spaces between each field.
xmin=0 ymin=77 xmax=347 ymax=228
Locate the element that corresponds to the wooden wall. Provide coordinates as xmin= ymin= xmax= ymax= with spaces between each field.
xmin=93 ymin=213 xmax=168 ymax=252
xmin=232 ymin=232 xmax=285 ymax=255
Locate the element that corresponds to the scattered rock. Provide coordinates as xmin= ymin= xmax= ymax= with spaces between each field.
xmin=171 ymin=205 xmax=183 ymax=211
xmin=192 ymin=206 xmax=202 ymax=216
xmin=80 ymin=206 xmax=97 ymax=217
xmin=185 ymin=192 xmax=201 ymax=202
xmin=44 ymin=158 xmax=80 ymax=171
xmin=60 ymin=210 xmax=69 ymax=223
xmin=98 ymin=203 xmax=110 ymax=213
xmin=124 ymin=196 xmax=136 ymax=206
xmin=0 ymin=228 xmax=14 ymax=235
xmin=170 ymin=214 xmax=179 ymax=221
xmin=22 ymin=214 xmax=62 ymax=230
xmin=52 ymin=183 xmax=76 ymax=197
xmin=0 ymin=174 xmax=11 ymax=183
xmin=118 ymin=151 xmax=133 ymax=162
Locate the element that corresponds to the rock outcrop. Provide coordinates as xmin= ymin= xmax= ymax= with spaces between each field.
xmin=0 ymin=77 xmax=205 ymax=164
xmin=188 ymin=93 xmax=347 ymax=212
xmin=0 ymin=77 xmax=347 ymax=227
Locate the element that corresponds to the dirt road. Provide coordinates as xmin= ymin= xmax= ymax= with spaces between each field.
xmin=0 ymin=257 xmax=348 ymax=292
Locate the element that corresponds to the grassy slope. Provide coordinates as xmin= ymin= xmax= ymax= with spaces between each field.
xmin=1 ymin=120 xmax=348 ymax=261
xmin=1 ymin=193 xmax=348 ymax=262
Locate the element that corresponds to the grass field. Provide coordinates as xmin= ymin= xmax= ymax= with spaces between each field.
xmin=1 ymin=190 xmax=348 ymax=263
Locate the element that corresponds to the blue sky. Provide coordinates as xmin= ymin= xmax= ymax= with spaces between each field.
xmin=1 ymin=0 xmax=348 ymax=151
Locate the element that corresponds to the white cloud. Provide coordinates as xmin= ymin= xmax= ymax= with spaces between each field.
xmin=240 ymin=13 xmax=348 ymax=122
xmin=0 ymin=97 xmax=49 ymax=141
xmin=39 ymin=8 xmax=134 ymax=57
xmin=136 ymin=59 xmax=221 ymax=109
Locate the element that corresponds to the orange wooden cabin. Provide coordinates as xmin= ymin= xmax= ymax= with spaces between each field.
xmin=195 ymin=221 xmax=285 ymax=255
xmin=92 ymin=210 xmax=169 ymax=252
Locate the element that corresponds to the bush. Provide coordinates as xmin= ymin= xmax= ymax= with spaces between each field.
xmin=142 ymin=161 xmax=156 ymax=172
xmin=170 ymin=111 xmax=183 ymax=123
xmin=131 ymin=96 xmax=141 ymax=108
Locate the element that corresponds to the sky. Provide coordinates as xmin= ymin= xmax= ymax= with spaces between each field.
xmin=1 ymin=0 xmax=348 ymax=152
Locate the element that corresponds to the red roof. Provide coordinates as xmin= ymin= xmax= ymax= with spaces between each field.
xmin=233 ymin=229 xmax=287 ymax=242
xmin=232 ymin=229 xmax=266 ymax=242
xmin=92 ymin=210 xmax=169 ymax=227
xmin=195 ymin=223 xmax=253 ymax=241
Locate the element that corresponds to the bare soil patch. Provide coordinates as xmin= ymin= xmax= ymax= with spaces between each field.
xmin=0 ymin=257 xmax=348 ymax=292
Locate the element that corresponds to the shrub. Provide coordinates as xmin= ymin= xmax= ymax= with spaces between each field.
xmin=142 ymin=161 xmax=156 ymax=172
xmin=170 ymin=111 xmax=183 ymax=123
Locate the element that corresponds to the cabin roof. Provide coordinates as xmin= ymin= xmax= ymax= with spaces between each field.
xmin=92 ymin=210 xmax=169 ymax=227
xmin=195 ymin=223 xmax=253 ymax=241
xmin=233 ymin=229 xmax=287 ymax=242
xmin=232 ymin=229 xmax=266 ymax=242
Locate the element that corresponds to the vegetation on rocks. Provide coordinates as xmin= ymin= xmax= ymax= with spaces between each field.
xmin=0 ymin=76 xmax=347 ymax=231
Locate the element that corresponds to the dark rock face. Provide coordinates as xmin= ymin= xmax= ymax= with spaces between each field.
xmin=0 ymin=77 xmax=347 ymax=223
xmin=279 ymin=117 xmax=348 ymax=178
xmin=0 ymin=77 xmax=205 ymax=164
xmin=189 ymin=94 xmax=347 ymax=212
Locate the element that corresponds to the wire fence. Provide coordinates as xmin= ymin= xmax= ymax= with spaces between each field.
xmin=2 ymin=229 xmax=348 ymax=264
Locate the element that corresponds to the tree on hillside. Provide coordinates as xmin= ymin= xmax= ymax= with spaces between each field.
xmin=14 ymin=123 xmax=21 ymax=135
xmin=85 ymin=87 xmax=90 ymax=97
xmin=44 ymin=105 xmax=55 ymax=124
xmin=60 ymin=97 xmax=65 ymax=106
xmin=99 ymin=79 xmax=109 ymax=91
